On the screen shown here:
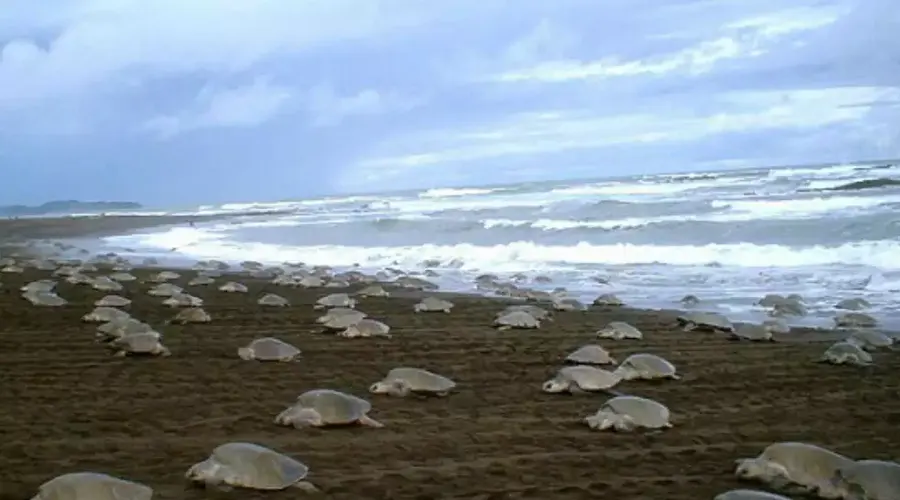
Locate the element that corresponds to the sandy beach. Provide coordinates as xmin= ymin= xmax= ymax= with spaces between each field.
xmin=1 ymin=217 xmax=899 ymax=500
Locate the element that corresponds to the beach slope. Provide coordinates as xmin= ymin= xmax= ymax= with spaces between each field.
xmin=1 ymin=266 xmax=899 ymax=500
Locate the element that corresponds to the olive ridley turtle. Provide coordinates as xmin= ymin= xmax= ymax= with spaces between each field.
xmin=337 ymin=319 xmax=391 ymax=338
xmin=314 ymin=293 xmax=356 ymax=310
xmin=677 ymin=311 xmax=734 ymax=333
xmin=31 ymin=472 xmax=153 ymax=500
xmin=731 ymin=323 xmax=775 ymax=342
xmin=613 ymin=353 xmax=680 ymax=381
xmin=734 ymin=441 xmax=853 ymax=498
xmin=597 ymin=321 xmax=643 ymax=340
xmin=185 ymin=442 xmax=318 ymax=492
xmin=258 ymin=293 xmax=289 ymax=307
xmin=369 ymin=367 xmax=457 ymax=397
xmin=414 ymin=297 xmax=454 ymax=313
xmin=542 ymin=365 xmax=622 ymax=394
xmin=713 ymin=490 xmax=792 ymax=500
xmin=819 ymin=341 xmax=873 ymax=366
xmin=584 ymin=395 xmax=672 ymax=432
xmin=494 ymin=311 xmax=540 ymax=330
xmin=275 ymin=389 xmax=383 ymax=428
xmin=846 ymin=330 xmax=895 ymax=352
xmin=564 ymin=344 xmax=616 ymax=365
xmin=107 ymin=332 xmax=170 ymax=357
xmin=95 ymin=295 xmax=131 ymax=307
xmin=831 ymin=459 xmax=900 ymax=500
xmin=238 ymin=338 xmax=301 ymax=362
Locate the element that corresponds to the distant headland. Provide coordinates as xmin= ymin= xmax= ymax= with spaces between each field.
xmin=0 ymin=200 xmax=142 ymax=217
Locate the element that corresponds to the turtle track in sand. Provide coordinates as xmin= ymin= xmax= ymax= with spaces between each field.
xmin=1 ymin=269 xmax=900 ymax=500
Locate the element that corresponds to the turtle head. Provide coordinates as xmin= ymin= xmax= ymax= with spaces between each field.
xmin=826 ymin=468 xmax=860 ymax=500
xmin=185 ymin=459 xmax=222 ymax=486
xmin=733 ymin=457 xmax=786 ymax=482
xmin=237 ymin=347 xmax=253 ymax=360
xmin=541 ymin=378 xmax=568 ymax=393
xmin=368 ymin=380 xmax=392 ymax=395
xmin=611 ymin=365 xmax=638 ymax=381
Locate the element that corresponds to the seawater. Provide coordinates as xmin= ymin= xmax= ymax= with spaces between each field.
xmin=97 ymin=161 xmax=900 ymax=330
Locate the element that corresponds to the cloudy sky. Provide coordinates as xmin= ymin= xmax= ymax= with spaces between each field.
xmin=1 ymin=0 xmax=897 ymax=206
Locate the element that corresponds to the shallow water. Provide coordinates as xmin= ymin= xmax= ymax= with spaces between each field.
xmin=95 ymin=161 xmax=900 ymax=330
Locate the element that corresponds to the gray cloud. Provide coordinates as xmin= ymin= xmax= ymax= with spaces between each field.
xmin=0 ymin=0 xmax=897 ymax=204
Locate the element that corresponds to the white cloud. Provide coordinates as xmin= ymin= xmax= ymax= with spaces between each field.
xmin=0 ymin=0 xmax=428 ymax=109
xmin=143 ymin=77 xmax=292 ymax=139
xmin=488 ymin=6 xmax=844 ymax=83
xmin=349 ymin=86 xmax=898 ymax=185
xmin=305 ymin=84 xmax=424 ymax=128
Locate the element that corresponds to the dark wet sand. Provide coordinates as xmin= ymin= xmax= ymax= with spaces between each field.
xmin=1 ymin=263 xmax=899 ymax=500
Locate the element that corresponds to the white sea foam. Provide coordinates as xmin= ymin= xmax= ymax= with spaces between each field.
xmin=710 ymin=194 xmax=900 ymax=218
xmin=419 ymin=187 xmax=499 ymax=198
xmin=105 ymin=226 xmax=900 ymax=271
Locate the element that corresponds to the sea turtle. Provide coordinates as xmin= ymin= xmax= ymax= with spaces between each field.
xmin=316 ymin=306 xmax=366 ymax=323
xmin=613 ymin=353 xmax=680 ymax=381
xmin=552 ymin=297 xmax=585 ymax=311
xmin=275 ymin=389 xmax=383 ymax=428
xmin=677 ymin=311 xmax=734 ymax=333
xmin=835 ymin=312 xmax=877 ymax=328
xmin=564 ymin=344 xmax=616 ymax=365
xmin=583 ymin=395 xmax=673 ymax=432
xmin=394 ymin=276 xmax=438 ymax=290
xmin=494 ymin=310 xmax=540 ymax=330
xmin=819 ymin=341 xmax=873 ymax=366
xmin=831 ymin=459 xmax=900 ymax=500
xmin=835 ymin=297 xmax=871 ymax=311
xmin=369 ymin=367 xmax=456 ymax=397
xmin=162 ymin=293 xmax=203 ymax=308
xmin=593 ymin=293 xmax=624 ymax=306
xmin=188 ymin=275 xmax=216 ymax=286
xmin=356 ymin=284 xmax=389 ymax=297
xmin=96 ymin=318 xmax=154 ymax=342
xmin=147 ymin=283 xmax=183 ymax=297
xmin=763 ymin=318 xmax=791 ymax=335
xmin=171 ymin=307 xmax=212 ymax=324
xmin=24 ymin=291 xmax=67 ymax=307
xmin=238 ymin=338 xmax=302 ymax=362
xmin=314 ymin=293 xmax=356 ymax=310
xmin=680 ymin=294 xmax=701 ymax=307
xmin=95 ymin=295 xmax=131 ymax=307
xmin=83 ymin=306 xmax=132 ymax=323
xmin=596 ymin=321 xmax=643 ymax=340
xmin=31 ymin=472 xmax=153 ymax=500
xmin=108 ymin=332 xmax=171 ymax=357
xmin=219 ymin=281 xmax=248 ymax=293
xmin=258 ymin=293 xmax=289 ymax=307
xmin=769 ymin=298 xmax=808 ymax=317
xmin=21 ymin=280 xmax=56 ymax=293
xmin=320 ymin=314 xmax=366 ymax=332
xmin=542 ymin=365 xmax=622 ymax=394
xmin=185 ymin=442 xmax=318 ymax=492
xmin=846 ymin=330 xmax=895 ymax=351
xmin=337 ymin=319 xmax=392 ymax=338
xmin=413 ymin=297 xmax=454 ymax=313
xmin=148 ymin=270 xmax=180 ymax=282
xmin=714 ymin=490 xmax=792 ymax=500
xmin=731 ymin=323 xmax=775 ymax=342
xmin=499 ymin=304 xmax=552 ymax=321
xmin=109 ymin=272 xmax=137 ymax=282
xmin=90 ymin=277 xmax=124 ymax=292
xmin=734 ymin=441 xmax=853 ymax=498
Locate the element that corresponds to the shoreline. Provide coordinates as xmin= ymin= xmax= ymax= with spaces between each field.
xmin=0 ymin=214 xmax=889 ymax=340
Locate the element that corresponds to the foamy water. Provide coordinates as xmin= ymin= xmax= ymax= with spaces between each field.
xmin=93 ymin=161 xmax=900 ymax=330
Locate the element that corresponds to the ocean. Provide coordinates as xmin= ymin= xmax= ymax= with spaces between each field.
xmin=98 ymin=161 xmax=900 ymax=330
